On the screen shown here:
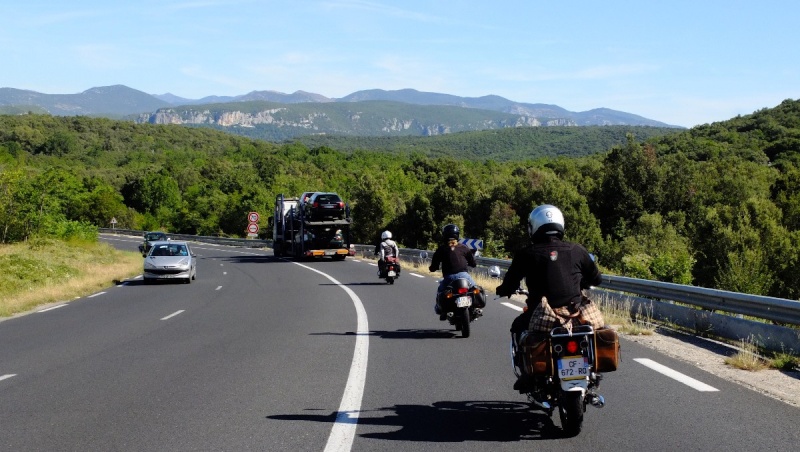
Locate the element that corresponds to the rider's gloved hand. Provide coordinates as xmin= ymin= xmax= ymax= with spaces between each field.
xmin=495 ymin=285 xmax=512 ymax=298
xmin=428 ymin=266 xmax=435 ymax=273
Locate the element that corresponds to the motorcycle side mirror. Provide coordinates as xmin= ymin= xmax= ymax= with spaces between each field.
xmin=488 ymin=265 xmax=501 ymax=279
xmin=420 ymin=251 xmax=428 ymax=260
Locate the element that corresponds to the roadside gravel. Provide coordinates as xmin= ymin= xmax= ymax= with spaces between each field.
xmin=624 ymin=329 xmax=800 ymax=408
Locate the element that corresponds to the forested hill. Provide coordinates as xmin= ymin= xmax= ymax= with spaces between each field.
xmin=295 ymin=125 xmax=680 ymax=161
xmin=0 ymin=98 xmax=799 ymax=300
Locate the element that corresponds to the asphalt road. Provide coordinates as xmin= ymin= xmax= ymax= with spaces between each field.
xmin=0 ymin=235 xmax=797 ymax=451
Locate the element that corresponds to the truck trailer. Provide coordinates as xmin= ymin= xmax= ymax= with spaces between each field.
xmin=272 ymin=193 xmax=353 ymax=259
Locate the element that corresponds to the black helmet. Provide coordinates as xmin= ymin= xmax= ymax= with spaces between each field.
xmin=442 ymin=224 xmax=460 ymax=241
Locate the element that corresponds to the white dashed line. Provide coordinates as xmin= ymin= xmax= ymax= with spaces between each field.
xmin=160 ymin=310 xmax=185 ymax=320
xmin=501 ymin=302 xmax=524 ymax=311
xmin=38 ymin=304 xmax=67 ymax=313
xmin=634 ymin=358 xmax=719 ymax=391
xmin=216 ymin=286 xmax=223 ymax=291
xmin=0 ymin=374 xmax=17 ymax=382
xmin=409 ymin=273 xmax=425 ymax=278
xmin=88 ymin=292 xmax=106 ymax=298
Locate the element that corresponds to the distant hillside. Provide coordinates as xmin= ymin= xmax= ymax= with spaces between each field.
xmin=0 ymin=85 xmax=680 ymax=132
xmin=296 ymin=125 xmax=682 ymax=161
xmin=0 ymin=85 xmax=169 ymax=117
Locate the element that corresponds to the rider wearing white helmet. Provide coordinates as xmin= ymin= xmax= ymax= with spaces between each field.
xmin=377 ymin=230 xmax=400 ymax=278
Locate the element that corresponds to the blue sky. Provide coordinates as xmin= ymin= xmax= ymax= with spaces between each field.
xmin=1 ymin=0 xmax=798 ymax=128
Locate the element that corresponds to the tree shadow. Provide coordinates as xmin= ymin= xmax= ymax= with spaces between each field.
xmin=267 ymin=400 xmax=562 ymax=443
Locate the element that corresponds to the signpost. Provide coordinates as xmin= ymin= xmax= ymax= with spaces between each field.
xmin=110 ymin=217 xmax=117 ymax=231
xmin=246 ymin=212 xmax=260 ymax=238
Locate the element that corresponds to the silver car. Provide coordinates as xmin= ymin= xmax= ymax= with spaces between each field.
xmin=143 ymin=241 xmax=197 ymax=284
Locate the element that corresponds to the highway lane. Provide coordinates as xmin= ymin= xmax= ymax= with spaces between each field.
xmin=0 ymin=235 xmax=797 ymax=451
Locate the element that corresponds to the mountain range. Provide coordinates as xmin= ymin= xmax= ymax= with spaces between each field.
xmin=0 ymin=84 xmax=682 ymax=140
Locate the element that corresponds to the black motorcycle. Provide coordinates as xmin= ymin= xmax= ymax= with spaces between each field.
xmin=436 ymin=278 xmax=486 ymax=338
xmin=511 ymin=313 xmax=619 ymax=435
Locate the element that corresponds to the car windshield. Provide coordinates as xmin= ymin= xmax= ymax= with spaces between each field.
xmin=315 ymin=195 xmax=340 ymax=204
xmin=151 ymin=244 xmax=187 ymax=256
xmin=146 ymin=233 xmax=166 ymax=241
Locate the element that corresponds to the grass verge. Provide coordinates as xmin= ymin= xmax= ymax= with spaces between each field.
xmin=0 ymin=237 xmax=143 ymax=318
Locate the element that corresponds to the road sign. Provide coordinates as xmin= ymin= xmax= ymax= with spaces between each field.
xmin=247 ymin=223 xmax=259 ymax=234
xmin=248 ymin=212 xmax=260 ymax=223
xmin=459 ymin=238 xmax=484 ymax=250
xmin=110 ymin=217 xmax=117 ymax=224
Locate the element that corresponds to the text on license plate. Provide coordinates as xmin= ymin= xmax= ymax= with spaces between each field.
xmin=558 ymin=356 xmax=589 ymax=380
xmin=455 ymin=296 xmax=472 ymax=308
xmin=388 ymin=271 xmax=396 ymax=277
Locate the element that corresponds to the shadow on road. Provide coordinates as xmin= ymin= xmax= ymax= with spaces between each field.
xmin=310 ymin=329 xmax=458 ymax=339
xmin=267 ymin=400 xmax=563 ymax=443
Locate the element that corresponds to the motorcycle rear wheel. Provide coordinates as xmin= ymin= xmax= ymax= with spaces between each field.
xmin=558 ymin=391 xmax=584 ymax=435
xmin=459 ymin=308 xmax=471 ymax=338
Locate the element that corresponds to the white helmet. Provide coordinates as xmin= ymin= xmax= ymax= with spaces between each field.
xmin=381 ymin=230 xmax=392 ymax=240
xmin=528 ymin=204 xmax=565 ymax=238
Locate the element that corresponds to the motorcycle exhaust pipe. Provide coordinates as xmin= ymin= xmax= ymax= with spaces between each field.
xmin=588 ymin=393 xmax=605 ymax=408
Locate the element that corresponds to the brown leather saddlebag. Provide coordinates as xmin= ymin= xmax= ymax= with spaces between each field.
xmin=520 ymin=332 xmax=552 ymax=376
xmin=594 ymin=328 xmax=620 ymax=372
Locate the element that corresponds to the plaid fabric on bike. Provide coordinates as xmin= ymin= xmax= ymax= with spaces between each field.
xmin=577 ymin=295 xmax=605 ymax=329
xmin=528 ymin=294 xmax=605 ymax=332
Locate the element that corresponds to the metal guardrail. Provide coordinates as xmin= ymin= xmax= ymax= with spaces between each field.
xmin=105 ymin=230 xmax=800 ymax=351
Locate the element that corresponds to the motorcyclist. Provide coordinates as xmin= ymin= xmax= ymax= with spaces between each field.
xmin=429 ymin=224 xmax=477 ymax=319
xmin=494 ymin=204 xmax=602 ymax=389
xmin=377 ymin=230 xmax=400 ymax=277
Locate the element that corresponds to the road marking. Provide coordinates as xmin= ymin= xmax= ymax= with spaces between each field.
xmin=293 ymin=262 xmax=368 ymax=452
xmin=634 ymin=358 xmax=719 ymax=392
xmin=88 ymin=291 xmax=106 ymax=298
xmin=160 ymin=310 xmax=185 ymax=320
xmin=368 ymin=263 xmax=377 ymax=267
xmin=502 ymin=302 xmax=524 ymax=311
xmin=216 ymin=286 xmax=223 ymax=291
xmin=0 ymin=374 xmax=16 ymax=382
xmin=223 ymin=272 xmax=227 ymax=275
xmin=409 ymin=273 xmax=425 ymax=278
xmin=38 ymin=304 xmax=67 ymax=313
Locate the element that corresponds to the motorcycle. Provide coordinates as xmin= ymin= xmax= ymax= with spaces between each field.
xmin=508 ymin=290 xmax=619 ymax=436
xmin=380 ymin=256 xmax=401 ymax=284
xmin=435 ymin=278 xmax=486 ymax=338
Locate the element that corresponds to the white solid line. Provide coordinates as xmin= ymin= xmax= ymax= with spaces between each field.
xmin=160 ymin=310 xmax=185 ymax=320
xmin=293 ymin=262 xmax=368 ymax=452
xmin=634 ymin=358 xmax=719 ymax=392
xmin=88 ymin=291 xmax=106 ymax=298
xmin=38 ymin=304 xmax=67 ymax=313
xmin=0 ymin=374 xmax=17 ymax=381
xmin=409 ymin=273 xmax=425 ymax=278
xmin=502 ymin=302 xmax=524 ymax=311
xmin=215 ymin=286 xmax=223 ymax=291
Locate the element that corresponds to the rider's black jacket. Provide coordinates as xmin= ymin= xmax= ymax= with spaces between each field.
xmin=496 ymin=236 xmax=601 ymax=309
xmin=429 ymin=243 xmax=476 ymax=275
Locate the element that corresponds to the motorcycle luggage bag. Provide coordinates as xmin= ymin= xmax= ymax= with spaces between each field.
xmin=473 ymin=286 xmax=487 ymax=308
xmin=594 ymin=327 xmax=620 ymax=372
xmin=519 ymin=332 xmax=552 ymax=375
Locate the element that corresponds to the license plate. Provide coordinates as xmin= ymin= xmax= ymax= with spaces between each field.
xmin=455 ymin=296 xmax=472 ymax=308
xmin=558 ymin=355 xmax=589 ymax=380
xmin=324 ymin=249 xmax=336 ymax=255
xmin=388 ymin=271 xmax=396 ymax=277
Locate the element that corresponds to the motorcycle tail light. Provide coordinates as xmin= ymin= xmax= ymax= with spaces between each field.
xmin=566 ymin=340 xmax=579 ymax=354
xmin=457 ymin=287 xmax=469 ymax=295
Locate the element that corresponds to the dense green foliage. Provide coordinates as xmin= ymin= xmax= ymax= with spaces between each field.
xmin=1 ymin=100 xmax=799 ymax=300
xmin=295 ymin=125 xmax=680 ymax=161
